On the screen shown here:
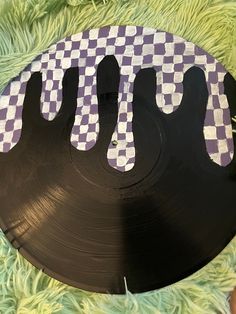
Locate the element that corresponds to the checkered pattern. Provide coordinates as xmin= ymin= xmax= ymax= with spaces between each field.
xmin=0 ymin=26 xmax=234 ymax=171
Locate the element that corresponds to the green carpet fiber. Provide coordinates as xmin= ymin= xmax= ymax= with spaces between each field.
xmin=0 ymin=0 xmax=236 ymax=313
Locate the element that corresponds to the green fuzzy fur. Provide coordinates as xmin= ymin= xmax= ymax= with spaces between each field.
xmin=0 ymin=0 xmax=236 ymax=313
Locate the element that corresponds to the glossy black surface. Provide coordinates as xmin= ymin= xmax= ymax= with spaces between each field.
xmin=0 ymin=55 xmax=235 ymax=293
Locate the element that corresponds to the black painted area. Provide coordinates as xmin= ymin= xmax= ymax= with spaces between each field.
xmin=0 ymin=56 xmax=235 ymax=294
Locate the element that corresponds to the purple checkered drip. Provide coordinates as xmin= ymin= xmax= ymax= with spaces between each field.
xmin=0 ymin=26 xmax=234 ymax=171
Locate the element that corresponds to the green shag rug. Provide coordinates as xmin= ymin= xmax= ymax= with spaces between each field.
xmin=0 ymin=0 xmax=236 ymax=313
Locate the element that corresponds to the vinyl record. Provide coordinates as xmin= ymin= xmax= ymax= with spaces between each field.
xmin=0 ymin=26 xmax=235 ymax=294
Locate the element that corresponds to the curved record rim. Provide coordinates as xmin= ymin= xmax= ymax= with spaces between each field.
xmin=0 ymin=215 xmax=234 ymax=293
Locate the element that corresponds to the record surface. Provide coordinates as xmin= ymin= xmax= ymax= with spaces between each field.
xmin=0 ymin=26 xmax=236 ymax=294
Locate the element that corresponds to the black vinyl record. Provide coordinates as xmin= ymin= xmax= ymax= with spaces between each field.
xmin=0 ymin=49 xmax=236 ymax=293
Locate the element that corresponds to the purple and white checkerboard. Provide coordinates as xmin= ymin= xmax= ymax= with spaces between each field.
xmin=0 ymin=26 xmax=234 ymax=171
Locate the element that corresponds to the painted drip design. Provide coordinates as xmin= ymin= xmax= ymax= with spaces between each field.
xmin=0 ymin=26 xmax=233 ymax=171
